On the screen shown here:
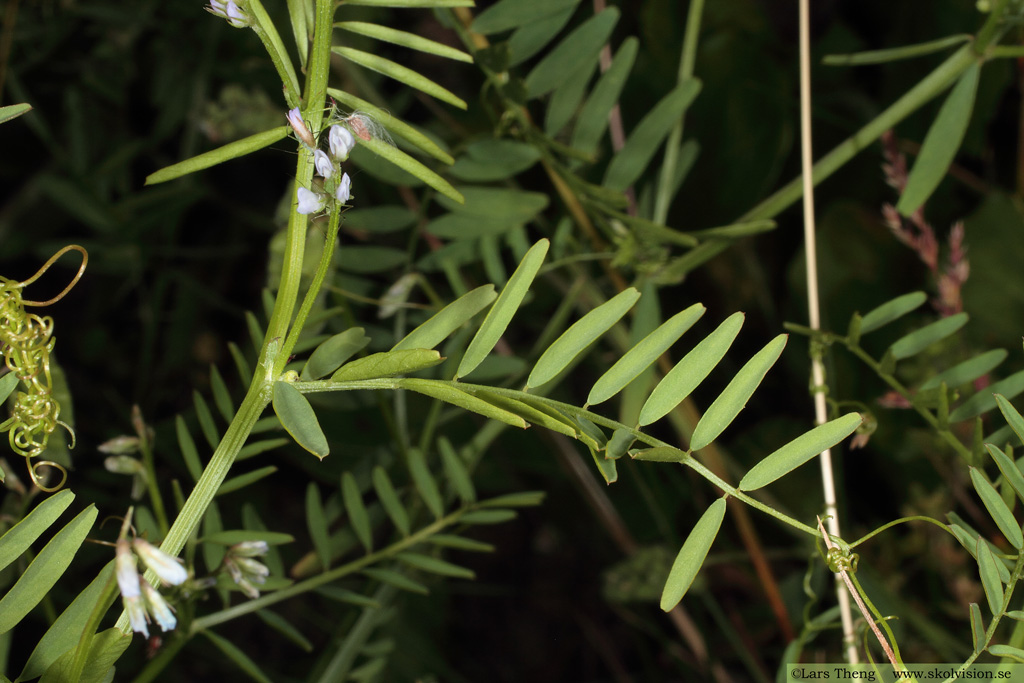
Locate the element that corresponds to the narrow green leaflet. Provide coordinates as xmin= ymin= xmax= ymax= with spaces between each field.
xmin=921 ymin=349 xmax=1007 ymax=390
xmin=202 ymin=631 xmax=273 ymax=683
xmin=0 ymin=372 xmax=19 ymax=404
xmin=328 ymin=88 xmax=453 ymax=165
xmin=477 ymin=491 xmax=546 ymax=508
xmin=686 ymin=219 xmax=775 ymax=240
xmin=970 ymin=603 xmax=985 ymax=654
xmin=342 ymin=473 xmax=373 ymax=552
xmin=660 ymin=497 xmax=726 ymax=611
xmin=858 ymin=291 xmax=928 ymax=334
xmin=176 ymin=415 xmax=203 ymax=482
xmin=823 ymin=35 xmax=971 ymax=66
xmin=354 ymin=134 xmax=463 ymax=203
xmin=977 ymin=538 xmax=1005 ymax=616
xmin=605 ymin=429 xmax=634 ymax=460
xmin=572 ymin=38 xmax=638 ymax=156
xmin=449 ymin=140 xmax=541 ymax=181
xmin=897 ymin=61 xmax=981 ymax=216
xmin=406 ymin=448 xmax=444 ymax=518
xmin=439 ymin=437 xmax=476 ymax=503
xmin=475 ymin=391 xmax=579 ymax=441
xmin=430 ymin=188 xmax=550 ymax=239
xmin=273 ymin=381 xmax=329 ymax=459
xmin=951 ymin=370 xmax=1024 ymax=423
xmin=985 ymin=443 xmax=1024 ymax=506
xmin=546 ymin=56 xmax=599 ymax=136
xmin=210 ymin=365 xmax=234 ymax=422
xmin=19 ymin=561 xmax=115 ymax=681
xmin=306 ymin=483 xmax=331 ymax=571
xmin=331 ymin=349 xmax=443 ymax=381
xmin=0 ymin=489 xmax=74 ymax=573
xmin=202 ymin=531 xmax=294 ymax=546
xmin=362 ymin=567 xmax=428 ymax=595
xmin=0 ymin=505 xmax=98 ymax=635
xmin=603 ymin=79 xmax=702 ymax=191
xmin=458 ymin=239 xmax=549 ymax=379
xmin=247 ymin=0 xmax=300 ymax=106
xmin=508 ymin=6 xmax=575 ymax=67
xmin=471 ymin=0 xmax=579 ymax=33
xmin=970 ymin=467 xmax=1023 ymax=549
xmin=145 ymin=126 xmax=289 ymax=185
xmin=996 ymin=394 xmax=1024 ymax=444
xmin=888 ymin=312 xmax=968 ymax=360
xmin=238 ymin=438 xmax=289 ymax=461
xmin=589 ymin=445 xmax=618 ymax=483
xmin=302 ymin=328 xmax=371 ymax=380
xmin=524 ymin=8 xmax=619 ymax=99
xmin=335 ymin=22 xmax=472 ymax=62
xmin=397 ymin=552 xmax=474 ymax=579
xmin=631 ymin=447 xmax=688 ymax=463
xmin=256 ymin=609 xmax=313 ymax=652
xmin=462 ymin=509 xmax=517 ymax=524
xmin=393 ymin=285 xmax=496 ymax=350
xmin=217 ymin=466 xmax=277 ymax=496
xmin=0 ymin=103 xmax=31 ymax=125
xmin=285 ymin=0 xmax=310 ymax=68
xmin=989 ymin=645 xmax=1024 ymax=662
xmin=373 ymin=466 xmax=410 ymax=536
xmin=399 ymin=379 xmax=528 ymax=428
xmin=194 ymin=391 xmax=219 ymax=449
xmin=430 ymin=534 xmax=495 ymax=552
xmin=588 ymin=303 xmax=705 ymax=406
xmin=738 ymin=413 xmax=863 ymax=491
xmin=690 ymin=335 xmax=787 ymax=452
xmin=527 ymin=288 xmax=641 ymax=389
xmin=638 ymin=312 xmax=744 ymax=427
xmin=334 ymin=47 xmax=467 ymax=109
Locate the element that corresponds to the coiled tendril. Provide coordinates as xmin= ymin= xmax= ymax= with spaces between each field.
xmin=826 ymin=545 xmax=859 ymax=574
xmin=0 ymin=245 xmax=87 ymax=492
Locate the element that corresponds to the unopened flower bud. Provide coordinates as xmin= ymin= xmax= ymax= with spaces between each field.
xmin=133 ymin=539 xmax=188 ymax=586
xmin=99 ymin=435 xmax=140 ymax=455
xmin=116 ymin=539 xmax=141 ymax=599
xmin=230 ymin=540 xmax=270 ymax=557
xmin=104 ymin=455 xmax=144 ymax=475
xmin=286 ymin=108 xmax=316 ymax=148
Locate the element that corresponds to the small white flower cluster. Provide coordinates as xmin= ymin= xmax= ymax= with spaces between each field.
xmin=222 ymin=540 xmax=272 ymax=599
xmin=206 ymin=0 xmax=249 ymax=28
xmin=116 ymin=537 xmax=188 ymax=638
xmin=286 ymin=108 xmax=354 ymax=215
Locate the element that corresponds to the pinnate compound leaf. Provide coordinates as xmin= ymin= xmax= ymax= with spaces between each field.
xmin=739 ymin=413 xmax=863 ymax=491
xmin=0 ymin=505 xmax=98 ymax=635
xmin=985 ymin=442 xmax=1024 ymax=506
xmin=951 ymin=371 xmax=1024 ymax=423
xmin=407 ymin=448 xmax=444 ymax=518
xmin=146 ymin=127 xmax=289 ymax=185
xmin=858 ymin=291 xmax=928 ymax=334
xmin=639 ymin=312 xmax=744 ymax=426
xmin=527 ymin=288 xmax=641 ymax=389
xmin=335 ymin=22 xmax=472 ymax=62
xmin=0 ymin=489 xmax=74 ymax=573
xmin=334 ymin=47 xmax=467 ymax=109
xmin=977 ymin=538 xmax=1005 ymax=616
xmin=888 ymin=312 xmax=969 ymax=360
xmin=274 ymin=382 xmax=329 ymax=459
xmin=603 ymin=79 xmax=702 ymax=191
xmin=524 ymin=8 xmax=619 ymax=99
xmin=921 ymin=349 xmax=1007 ymax=390
xmin=342 ymin=472 xmax=373 ymax=552
xmin=332 ymin=349 xmax=443 ymax=382
xmin=302 ymin=328 xmax=371 ymax=380
xmin=588 ymin=303 xmax=705 ymax=406
xmin=970 ymin=467 xmax=1024 ymax=549
xmin=897 ymin=61 xmax=981 ymax=216
xmin=373 ymin=466 xmax=410 ymax=536
xmin=472 ymin=0 xmax=579 ymax=33
xmin=399 ymin=379 xmax=528 ymax=428
xmin=394 ymin=285 xmax=496 ymax=351
xmin=660 ymin=498 xmax=726 ymax=611
xmin=690 ymin=335 xmax=787 ymax=452
xmin=458 ymin=240 xmax=549 ymax=379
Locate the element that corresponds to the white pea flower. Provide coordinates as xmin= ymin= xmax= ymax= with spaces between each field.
xmin=206 ymin=0 xmax=249 ymax=28
xmin=231 ymin=540 xmax=270 ymax=557
xmin=133 ymin=538 xmax=188 ymax=586
xmin=296 ymin=187 xmax=325 ymax=215
xmin=286 ymin=107 xmax=316 ymax=148
xmin=335 ymin=173 xmax=352 ymax=204
xmin=115 ymin=539 xmax=141 ymax=599
xmin=124 ymin=594 xmax=150 ymax=638
xmin=141 ymin=578 xmax=177 ymax=633
xmin=314 ymin=149 xmax=334 ymax=179
xmin=329 ymin=125 xmax=355 ymax=160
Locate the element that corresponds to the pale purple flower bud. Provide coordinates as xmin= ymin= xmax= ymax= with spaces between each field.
xmin=314 ymin=149 xmax=334 ymax=179
xmin=235 ymin=557 xmax=270 ymax=583
xmin=286 ymin=108 xmax=315 ymax=148
xmin=335 ymin=173 xmax=352 ymax=204
xmin=237 ymin=577 xmax=261 ymax=599
xmin=98 ymin=435 xmax=140 ymax=455
xmin=230 ymin=540 xmax=270 ymax=558
xmin=124 ymin=594 xmax=150 ymax=638
xmin=296 ymin=187 xmax=325 ymax=215
xmin=224 ymin=1 xmax=248 ymax=28
xmin=329 ymin=125 xmax=355 ymax=160
xmin=115 ymin=539 xmax=140 ymax=599
xmin=133 ymin=538 xmax=188 ymax=586
xmin=141 ymin=578 xmax=177 ymax=632
xmin=104 ymin=455 xmax=144 ymax=475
